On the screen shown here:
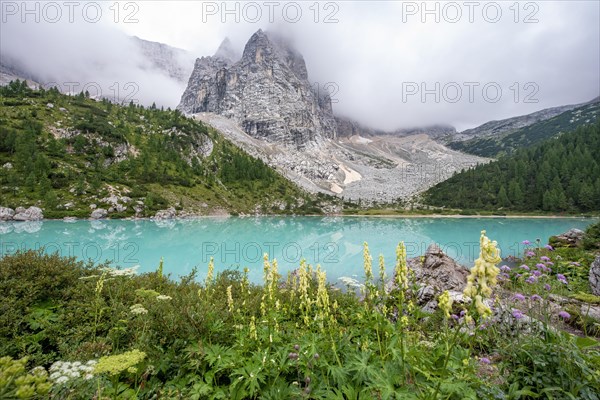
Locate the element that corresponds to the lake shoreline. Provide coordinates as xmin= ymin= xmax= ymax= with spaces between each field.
xmin=1 ymin=213 xmax=598 ymax=222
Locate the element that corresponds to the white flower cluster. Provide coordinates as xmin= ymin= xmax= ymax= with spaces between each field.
xmin=156 ymin=295 xmax=172 ymax=301
xmin=103 ymin=265 xmax=139 ymax=277
xmin=338 ymin=276 xmax=365 ymax=289
xmin=49 ymin=360 xmax=97 ymax=384
xmin=130 ymin=303 xmax=148 ymax=315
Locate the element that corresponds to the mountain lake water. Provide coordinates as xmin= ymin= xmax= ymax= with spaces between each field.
xmin=0 ymin=217 xmax=596 ymax=284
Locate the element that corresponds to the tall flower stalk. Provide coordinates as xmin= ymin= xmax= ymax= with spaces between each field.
xmin=463 ymin=230 xmax=502 ymax=320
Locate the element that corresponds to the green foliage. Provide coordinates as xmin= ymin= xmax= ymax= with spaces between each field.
xmin=583 ymin=220 xmax=600 ymax=250
xmin=0 ymin=81 xmax=320 ymax=216
xmin=2 ymin=242 xmax=599 ymax=399
xmin=448 ymin=101 xmax=600 ymax=158
xmin=426 ymin=122 xmax=600 ymax=213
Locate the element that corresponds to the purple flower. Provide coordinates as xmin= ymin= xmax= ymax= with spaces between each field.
xmin=540 ymin=265 xmax=551 ymax=273
xmin=521 ymin=265 xmax=530 ymax=271
xmin=451 ymin=314 xmax=459 ymax=321
xmin=513 ymin=293 xmax=526 ymax=302
xmin=500 ymin=265 xmax=511 ymax=272
xmin=460 ymin=310 xmax=466 ymax=317
xmin=531 ymin=294 xmax=542 ymax=301
xmin=515 ymin=273 xmax=522 ymax=278
xmin=570 ymin=262 xmax=580 ymax=266
xmin=525 ymin=251 xmax=536 ymax=257
xmin=512 ymin=309 xmax=525 ymax=319
xmin=480 ymin=357 xmax=491 ymax=365
xmin=535 ymin=263 xmax=545 ymax=269
xmin=533 ymin=270 xmax=542 ymax=277
xmin=540 ymin=256 xmax=550 ymax=262
xmin=522 ymin=240 xmax=531 ymax=246
xmin=544 ymin=283 xmax=552 ymax=291
xmin=558 ymin=311 xmax=570 ymax=320
xmin=557 ymin=274 xmax=568 ymax=284
xmin=546 ymin=261 xmax=554 ymax=266
xmin=526 ymin=276 xmax=538 ymax=284
xmin=545 ymin=245 xmax=554 ymax=251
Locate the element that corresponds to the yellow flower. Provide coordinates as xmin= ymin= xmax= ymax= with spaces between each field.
xmin=438 ymin=290 xmax=453 ymax=318
xmin=249 ymin=316 xmax=257 ymax=340
xmin=205 ymin=257 xmax=215 ymax=287
xmin=394 ymin=242 xmax=408 ymax=290
xmin=463 ymin=231 xmax=501 ymax=319
xmin=363 ymin=242 xmax=373 ymax=282
xmin=226 ymin=285 xmax=234 ymax=313
xmin=93 ymin=350 xmax=146 ymax=376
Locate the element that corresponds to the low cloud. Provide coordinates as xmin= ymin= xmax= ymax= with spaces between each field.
xmin=2 ymin=1 xmax=598 ymax=131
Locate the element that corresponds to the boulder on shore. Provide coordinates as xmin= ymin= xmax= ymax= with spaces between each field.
xmin=388 ymin=244 xmax=470 ymax=307
xmin=0 ymin=207 xmax=15 ymax=221
xmin=12 ymin=206 xmax=44 ymax=221
xmin=154 ymin=207 xmax=177 ymax=220
xmin=549 ymin=228 xmax=585 ymax=248
xmin=91 ymin=208 xmax=108 ymax=220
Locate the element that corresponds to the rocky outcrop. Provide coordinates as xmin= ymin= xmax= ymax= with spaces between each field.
xmin=590 ymin=256 xmax=600 ymax=296
xmin=154 ymin=207 xmax=177 ymax=220
xmin=549 ymin=228 xmax=585 ymax=248
xmin=0 ymin=207 xmax=15 ymax=221
xmin=388 ymin=244 xmax=470 ymax=307
xmin=90 ymin=208 xmax=108 ymax=219
xmin=178 ymin=30 xmax=337 ymax=149
xmin=12 ymin=206 xmax=43 ymax=221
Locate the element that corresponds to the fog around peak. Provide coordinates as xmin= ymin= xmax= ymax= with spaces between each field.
xmin=1 ymin=1 xmax=598 ymax=130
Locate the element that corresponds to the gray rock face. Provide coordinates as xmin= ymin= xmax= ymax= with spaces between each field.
xmin=0 ymin=207 xmax=15 ymax=221
xmin=13 ymin=206 xmax=43 ymax=221
xmin=550 ymin=228 xmax=585 ymax=248
xmin=178 ymin=30 xmax=337 ymax=148
xmin=388 ymin=244 xmax=470 ymax=306
xmin=91 ymin=208 xmax=108 ymax=220
xmin=154 ymin=207 xmax=177 ymax=220
xmin=590 ymin=256 xmax=600 ymax=296
xmin=413 ymin=244 xmax=470 ymax=293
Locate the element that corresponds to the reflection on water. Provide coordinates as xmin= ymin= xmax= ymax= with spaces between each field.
xmin=0 ymin=217 xmax=595 ymax=283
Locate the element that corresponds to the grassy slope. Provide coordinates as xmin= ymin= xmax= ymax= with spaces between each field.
xmin=447 ymin=101 xmax=600 ymax=158
xmin=0 ymin=81 xmax=334 ymax=217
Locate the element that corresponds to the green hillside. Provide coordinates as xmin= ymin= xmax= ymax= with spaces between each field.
xmin=425 ymin=122 xmax=600 ymax=213
xmin=448 ymin=101 xmax=600 ymax=158
xmin=0 ymin=80 xmax=327 ymax=218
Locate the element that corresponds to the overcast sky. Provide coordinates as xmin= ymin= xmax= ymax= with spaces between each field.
xmin=1 ymin=0 xmax=599 ymax=131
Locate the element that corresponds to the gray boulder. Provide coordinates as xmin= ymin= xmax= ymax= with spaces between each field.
xmin=154 ymin=207 xmax=177 ymax=220
xmin=590 ymin=256 xmax=600 ymax=296
xmin=90 ymin=208 xmax=108 ymax=219
xmin=13 ymin=206 xmax=44 ymax=221
xmin=0 ymin=207 xmax=15 ymax=221
xmin=549 ymin=228 xmax=585 ymax=248
xmin=389 ymin=244 xmax=470 ymax=306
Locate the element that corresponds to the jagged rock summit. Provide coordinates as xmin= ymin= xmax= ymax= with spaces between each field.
xmin=178 ymin=29 xmax=337 ymax=148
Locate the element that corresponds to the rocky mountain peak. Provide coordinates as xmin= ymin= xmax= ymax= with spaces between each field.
xmin=241 ymin=30 xmax=308 ymax=80
xmin=214 ymin=37 xmax=239 ymax=63
xmin=178 ymin=29 xmax=337 ymax=148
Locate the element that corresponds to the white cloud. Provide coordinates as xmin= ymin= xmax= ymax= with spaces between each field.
xmin=1 ymin=0 xmax=598 ymax=130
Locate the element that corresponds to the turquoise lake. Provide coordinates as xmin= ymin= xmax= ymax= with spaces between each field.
xmin=0 ymin=217 xmax=596 ymax=284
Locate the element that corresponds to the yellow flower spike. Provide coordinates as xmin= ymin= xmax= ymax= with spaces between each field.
xmin=249 ymin=316 xmax=257 ymax=340
xmin=395 ymin=242 xmax=409 ymax=290
xmin=379 ymin=253 xmax=386 ymax=285
xmin=363 ymin=242 xmax=373 ymax=283
xmin=205 ymin=257 xmax=214 ymax=288
xmin=226 ymin=285 xmax=234 ymax=313
xmin=463 ymin=231 xmax=501 ymax=319
xmin=438 ymin=290 xmax=453 ymax=318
